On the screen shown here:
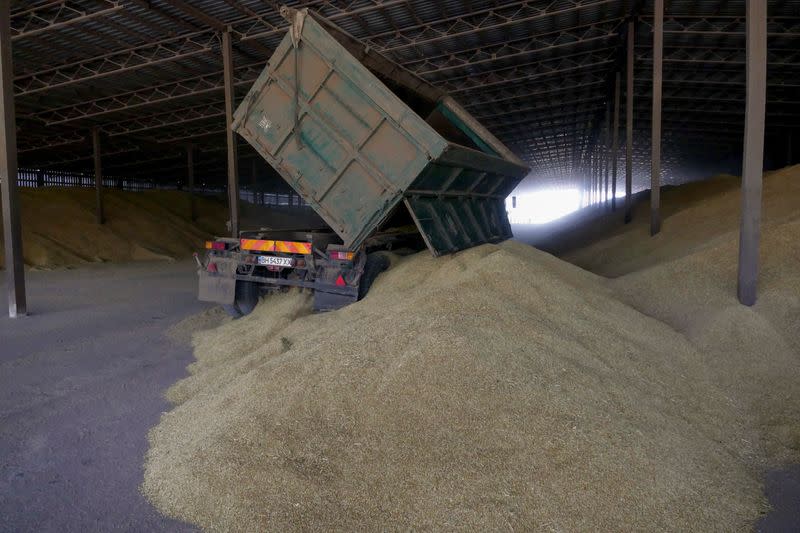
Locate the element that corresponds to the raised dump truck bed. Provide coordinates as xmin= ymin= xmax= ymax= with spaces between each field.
xmin=199 ymin=8 xmax=529 ymax=314
xmin=231 ymin=8 xmax=528 ymax=256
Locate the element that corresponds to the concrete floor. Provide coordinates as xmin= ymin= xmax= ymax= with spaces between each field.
xmin=0 ymin=261 xmax=202 ymax=532
xmin=1 ymin=259 xmax=797 ymax=532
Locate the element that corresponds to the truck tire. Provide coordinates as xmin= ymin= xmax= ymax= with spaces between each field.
xmin=358 ymin=253 xmax=390 ymax=300
xmin=222 ymin=280 xmax=260 ymax=318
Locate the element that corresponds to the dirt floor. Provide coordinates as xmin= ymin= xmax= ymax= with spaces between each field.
xmin=0 ymin=261 xmax=204 ymax=532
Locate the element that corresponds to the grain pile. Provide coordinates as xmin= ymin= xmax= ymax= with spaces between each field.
xmin=568 ymin=165 xmax=800 ymax=465
xmin=0 ymin=188 xmax=225 ymax=269
xmin=564 ymin=166 xmax=799 ymax=277
xmin=144 ymin=241 xmax=767 ymax=531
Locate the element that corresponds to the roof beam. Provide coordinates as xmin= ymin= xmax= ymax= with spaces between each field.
xmin=14 ymin=30 xmax=218 ymax=96
xmin=414 ymin=19 xmax=622 ymax=78
xmin=366 ymin=0 xmax=617 ymax=53
xmin=10 ymin=0 xmax=124 ymax=41
xmin=103 ymin=101 xmax=224 ymax=136
xmin=446 ymin=48 xmax=617 ymax=94
xmin=160 ymin=0 xmax=226 ymax=31
xmin=31 ymin=62 xmax=262 ymax=124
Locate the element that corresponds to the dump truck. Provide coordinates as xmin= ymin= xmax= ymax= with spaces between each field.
xmin=198 ymin=8 xmax=529 ymax=316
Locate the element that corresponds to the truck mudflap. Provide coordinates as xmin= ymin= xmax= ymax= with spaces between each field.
xmin=311 ymin=250 xmax=364 ymax=311
xmin=313 ymin=285 xmax=358 ymax=311
xmin=198 ymin=270 xmax=236 ymax=305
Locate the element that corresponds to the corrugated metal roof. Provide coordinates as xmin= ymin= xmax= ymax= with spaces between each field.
xmin=7 ymin=0 xmax=800 ymax=191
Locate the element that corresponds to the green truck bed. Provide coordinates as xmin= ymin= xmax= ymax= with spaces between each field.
xmin=231 ymin=8 xmax=529 ymax=256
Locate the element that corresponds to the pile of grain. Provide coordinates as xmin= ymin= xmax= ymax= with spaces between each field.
xmin=0 ymin=188 xmax=225 ymax=269
xmin=567 ymin=165 xmax=800 ymax=464
xmin=144 ymin=241 xmax=766 ymax=531
xmin=564 ymin=166 xmax=799 ymax=277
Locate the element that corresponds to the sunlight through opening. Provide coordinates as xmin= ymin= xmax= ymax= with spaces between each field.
xmin=506 ymin=189 xmax=582 ymax=225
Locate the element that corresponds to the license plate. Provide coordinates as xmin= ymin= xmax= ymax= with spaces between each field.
xmin=257 ymin=255 xmax=294 ymax=267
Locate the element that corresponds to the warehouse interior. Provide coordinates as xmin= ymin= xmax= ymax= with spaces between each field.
xmin=1 ymin=0 xmax=799 ymax=531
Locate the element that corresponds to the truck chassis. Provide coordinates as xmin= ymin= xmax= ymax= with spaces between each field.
xmin=198 ymin=228 xmax=396 ymax=315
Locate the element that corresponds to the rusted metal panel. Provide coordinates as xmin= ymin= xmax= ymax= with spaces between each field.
xmin=232 ymin=10 xmax=528 ymax=256
xmin=233 ymin=13 xmax=446 ymax=249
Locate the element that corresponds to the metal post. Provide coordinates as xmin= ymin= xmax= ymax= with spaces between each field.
xmin=595 ymin=146 xmax=600 ymax=205
xmin=624 ymin=20 xmax=634 ymax=224
xmin=588 ymin=150 xmax=595 ymax=205
xmin=575 ymin=145 xmax=580 ymax=204
xmin=0 ymin=3 xmax=26 ymax=317
xmin=251 ymin=157 xmax=258 ymax=204
xmin=604 ymin=102 xmax=610 ymax=205
xmin=592 ymin=148 xmax=596 ymax=205
xmin=612 ymin=71 xmax=620 ymax=211
xmin=587 ymin=152 xmax=592 ymax=206
xmin=595 ymin=145 xmax=600 ymax=204
xmin=650 ymin=0 xmax=663 ymax=235
xmin=222 ymin=29 xmax=239 ymax=237
xmin=788 ymin=130 xmax=793 ymax=167
xmin=92 ymin=127 xmax=103 ymax=224
xmin=187 ymin=144 xmax=196 ymax=221
xmin=737 ymin=0 xmax=767 ymax=306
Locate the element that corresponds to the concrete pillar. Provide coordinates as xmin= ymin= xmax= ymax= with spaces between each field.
xmin=737 ymin=0 xmax=767 ymax=306
xmin=0 ymin=3 xmax=26 ymax=317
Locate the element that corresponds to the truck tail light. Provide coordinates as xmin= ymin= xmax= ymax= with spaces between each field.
xmin=205 ymin=241 xmax=226 ymax=251
xmin=329 ymin=251 xmax=354 ymax=261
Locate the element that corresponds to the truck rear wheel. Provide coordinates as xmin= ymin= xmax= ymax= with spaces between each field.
xmin=358 ymin=253 xmax=390 ymax=300
xmin=223 ymin=280 xmax=260 ymax=318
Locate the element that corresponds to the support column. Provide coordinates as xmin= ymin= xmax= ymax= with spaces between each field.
xmin=604 ymin=102 xmax=610 ymax=205
xmin=0 ymin=3 xmax=26 ymax=317
xmin=588 ymin=152 xmax=593 ymax=206
xmin=612 ymin=71 xmax=620 ymax=211
xmin=187 ymin=144 xmax=196 ymax=221
xmin=251 ymin=157 xmax=258 ymax=204
xmin=589 ymin=150 xmax=597 ymax=205
xmin=588 ymin=151 xmax=592 ymax=205
xmin=595 ymin=146 xmax=601 ymax=205
xmin=624 ymin=20 xmax=634 ymax=224
xmin=650 ymin=0 xmax=663 ymax=235
xmin=737 ymin=0 xmax=767 ymax=306
xmin=223 ymin=29 xmax=240 ymax=237
xmin=92 ymin=127 xmax=104 ymax=224
xmin=591 ymin=151 xmax=596 ymax=205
